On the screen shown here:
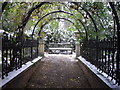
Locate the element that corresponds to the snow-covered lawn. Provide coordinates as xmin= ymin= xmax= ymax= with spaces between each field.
xmin=0 ymin=56 xmax=42 ymax=88
xmin=77 ymin=56 xmax=120 ymax=90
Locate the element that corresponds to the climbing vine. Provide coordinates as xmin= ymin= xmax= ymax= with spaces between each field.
xmin=1 ymin=2 xmax=120 ymax=42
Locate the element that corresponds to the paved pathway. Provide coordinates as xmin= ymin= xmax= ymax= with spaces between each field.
xmin=3 ymin=54 xmax=110 ymax=88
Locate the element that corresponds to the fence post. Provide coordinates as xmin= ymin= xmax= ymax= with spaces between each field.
xmin=38 ymin=39 xmax=44 ymax=56
xmin=74 ymin=31 xmax=80 ymax=57
xmin=0 ymin=30 xmax=4 ymax=79
xmin=76 ymin=42 xmax=80 ymax=57
xmin=37 ymin=38 xmax=39 ymax=57
xmin=0 ymin=30 xmax=4 ymax=56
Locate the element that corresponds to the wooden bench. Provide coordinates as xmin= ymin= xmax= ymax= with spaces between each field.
xmin=48 ymin=47 xmax=73 ymax=54
xmin=48 ymin=43 xmax=73 ymax=54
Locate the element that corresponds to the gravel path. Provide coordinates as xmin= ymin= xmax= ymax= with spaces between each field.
xmin=3 ymin=54 xmax=110 ymax=88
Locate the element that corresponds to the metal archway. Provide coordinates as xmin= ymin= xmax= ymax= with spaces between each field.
xmin=31 ymin=10 xmax=88 ymax=40
xmin=38 ymin=17 xmax=78 ymax=35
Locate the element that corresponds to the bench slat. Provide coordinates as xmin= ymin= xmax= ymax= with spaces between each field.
xmin=49 ymin=48 xmax=72 ymax=50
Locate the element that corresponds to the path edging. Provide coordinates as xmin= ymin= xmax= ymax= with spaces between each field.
xmin=77 ymin=56 xmax=120 ymax=89
xmin=0 ymin=56 xmax=42 ymax=88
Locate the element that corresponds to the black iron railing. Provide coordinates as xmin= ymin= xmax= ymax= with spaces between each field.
xmin=1 ymin=33 xmax=39 ymax=79
xmin=80 ymin=37 xmax=120 ymax=85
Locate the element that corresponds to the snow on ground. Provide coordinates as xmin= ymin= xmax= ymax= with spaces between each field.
xmin=77 ymin=56 xmax=120 ymax=90
xmin=0 ymin=56 xmax=42 ymax=88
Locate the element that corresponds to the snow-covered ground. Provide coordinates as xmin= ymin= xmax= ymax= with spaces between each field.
xmin=0 ymin=56 xmax=42 ymax=88
xmin=77 ymin=56 xmax=120 ymax=90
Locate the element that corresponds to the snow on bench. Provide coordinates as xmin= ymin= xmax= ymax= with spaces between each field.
xmin=48 ymin=43 xmax=73 ymax=54
xmin=48 ymin=48 xmax=73 ymax=54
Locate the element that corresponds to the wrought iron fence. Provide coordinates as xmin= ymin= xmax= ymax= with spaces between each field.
xmin=80 ymin=37 xmax=120 ymax=85
xmin=1 ymin=33 xmax=39 ymax=79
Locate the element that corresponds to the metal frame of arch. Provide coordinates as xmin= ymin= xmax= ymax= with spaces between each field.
xmin=38 ymin=17 xmax=77 ymax=35
xmin=4 ymin=2 xmax=102 ymax=41
xmin=57 ymin=2 xmax=98 ymax=38
xmin=31 ymin=10 xmax=88 ymax=40
xmin=14 ymin=2 xmax=99 ymax=41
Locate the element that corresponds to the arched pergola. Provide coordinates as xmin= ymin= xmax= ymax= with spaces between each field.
xmin=31 ymin=11 xmax=88 ymax=40
xmin=37 ymin=17 xmax=76 ymax=35
xmin=2 ymin=2 xmax=116 ymax=40
xmin=1 ymin=2 xmax=120 ymax=85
